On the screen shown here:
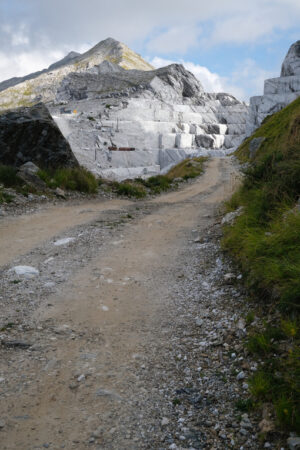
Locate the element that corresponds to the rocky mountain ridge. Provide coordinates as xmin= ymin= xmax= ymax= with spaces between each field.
xmin=0 ymin=38 xmax=154 ymax=110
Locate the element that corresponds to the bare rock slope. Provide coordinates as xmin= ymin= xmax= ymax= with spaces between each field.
xmin=246 ymin=40 xmax=300 ymax=135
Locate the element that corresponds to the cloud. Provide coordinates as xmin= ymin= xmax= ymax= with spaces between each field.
xmin=1 ymin=0 xmax=300 ymax=52
xmin=146 ymin=25 xmax=201 ymax=54
xmin=2 ymin=23 xmax=30 ymax=46
xmin=0 ymin=50 xmax=65 ymax=81
xmin=230 ymin=59 xmax=277 ymax=97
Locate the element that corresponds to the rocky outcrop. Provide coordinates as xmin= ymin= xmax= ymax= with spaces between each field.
xmin=56 ymin=61 xmax=205 ymax=104
xmin=246 ymin=40 xmax=300 ymax=135
xmin=281 ymin=40 xmax=300 ymax=76
xmin=0 ymin=103 xmax=78 ymax=169
xmin=51 ymin=60 xmax=248 ymax=180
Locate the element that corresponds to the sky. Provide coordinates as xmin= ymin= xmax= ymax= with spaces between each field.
xmin=0 ymin=0 xmax=299 ymax=101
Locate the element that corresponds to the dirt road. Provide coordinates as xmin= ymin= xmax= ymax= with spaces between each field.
xmin=0 ymin=158 xmax=260 ymax=449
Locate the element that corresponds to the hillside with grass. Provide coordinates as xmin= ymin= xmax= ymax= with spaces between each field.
xmin=222 ymin=97 xmax=300 ymax=433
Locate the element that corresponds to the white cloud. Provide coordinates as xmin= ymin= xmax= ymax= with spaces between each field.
xmin=230 ymin=59 xmax=277 ymax=97
xmin=2 ymin=23 xmax=30 ymax=47
xmin=0 ymin=50 xmax=65 ymax=82
xmin=147 ymin=25 xmax=201 ymax=54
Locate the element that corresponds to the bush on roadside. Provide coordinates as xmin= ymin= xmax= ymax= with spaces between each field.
xmin=111 ymin=181 xmax=146 ymax=198
xmin=38 ymin=167 xmax=98 ymax=193
xmin=0 ymin=165 xmax=22 ymax=188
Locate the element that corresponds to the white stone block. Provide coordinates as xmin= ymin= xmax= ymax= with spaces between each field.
xmin=175 ymin=133 xmax=193 ymax=149
xmin=160 ymin=133 xmax=176 ymax=149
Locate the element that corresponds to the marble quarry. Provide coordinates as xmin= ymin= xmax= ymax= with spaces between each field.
xmin=246 ymin=40 xmax=300 ymax=135
xmin=50 ymin=60 xmax=248 ymax=180
xmin=0 ymin=38 xmax=250 ymax=180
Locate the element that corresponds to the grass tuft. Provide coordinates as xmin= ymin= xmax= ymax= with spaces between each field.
xmin=0 ymin=165 xmax=22 ymax=188
xmin=38 ymin=167 xmax=98 ymax=193
xmin=111 ymin=182 xmax=146 ymax=199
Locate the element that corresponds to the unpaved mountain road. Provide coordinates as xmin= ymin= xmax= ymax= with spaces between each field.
xmin=0 ymin=158 xmax=263 ymax=449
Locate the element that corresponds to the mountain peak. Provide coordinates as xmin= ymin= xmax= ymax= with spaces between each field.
xmin=80 ymin=37 xmax=153 ymax=71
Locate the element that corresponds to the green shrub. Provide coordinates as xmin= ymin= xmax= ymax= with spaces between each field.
xmin=112 ymin=182 xmax=146 ymax=198
xmin=0 ymin=191 xmax=14 ymax=204
xmin=38 ymin=167 xmax=98 ymax=193
xmin=235 ymin=398 xmax=254 ymax=412
xmin=0 ymin=165 xmax=22 ymax=187
xmin=167 ymin=157 xmax=207 ymax=180
xmin=249 ymin=371 xmax=273 ymax=398
xmin=247 ymin=333 xmax=274 ymax=355
xmin=140 ymin=175 xmax=172 ymax=193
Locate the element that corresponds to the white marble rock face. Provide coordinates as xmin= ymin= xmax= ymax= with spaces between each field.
xmin=50 ymin=59 xmax=249 ymax=180
xmin=246 ymin=40 xmax=300 ymax=136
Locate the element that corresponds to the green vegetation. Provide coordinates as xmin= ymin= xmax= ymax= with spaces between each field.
xmin=111 ymin=181 xmax=146 ymax=198
xmin=138 ymin=174 xmax=172 ymax=194
xmin=107 ymin=157 xmax=207 ymax=198
xmin=235 ymin=398 xmax=254 ymax=412
xmin=222 ymin=97 xmax=300 ymax=433
xmin=167 ymin=157 xmax=207 ymax=180
xmin=0 ymin=165 xmax=22 ymax=187
xmin=0 ymin=191 xmax=14 ymax=204
xmin=38 ymin=166 xmax=98 ymax=193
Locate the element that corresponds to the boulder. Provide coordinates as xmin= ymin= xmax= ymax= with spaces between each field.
xmin=249 ymin=137 xmax=265 ymax=159
xmin=0 ymin=103 xmax=79 ymax=169
xmin=11 ymin=265 xmax=39 ymax=278
xmin=287 ymin=437 xmax=300 ymax=450
xmin=17 ymin=161 xmax=47 ymax=190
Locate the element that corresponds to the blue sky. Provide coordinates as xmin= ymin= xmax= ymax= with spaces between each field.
xmin=0 ymin=0 xmax=299 ymax=101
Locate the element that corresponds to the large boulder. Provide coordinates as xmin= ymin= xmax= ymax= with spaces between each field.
xmin=0 ymin=103 xmax=78 ymax=169
xmin=281 ymin=40 xmax=300 ymax=77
